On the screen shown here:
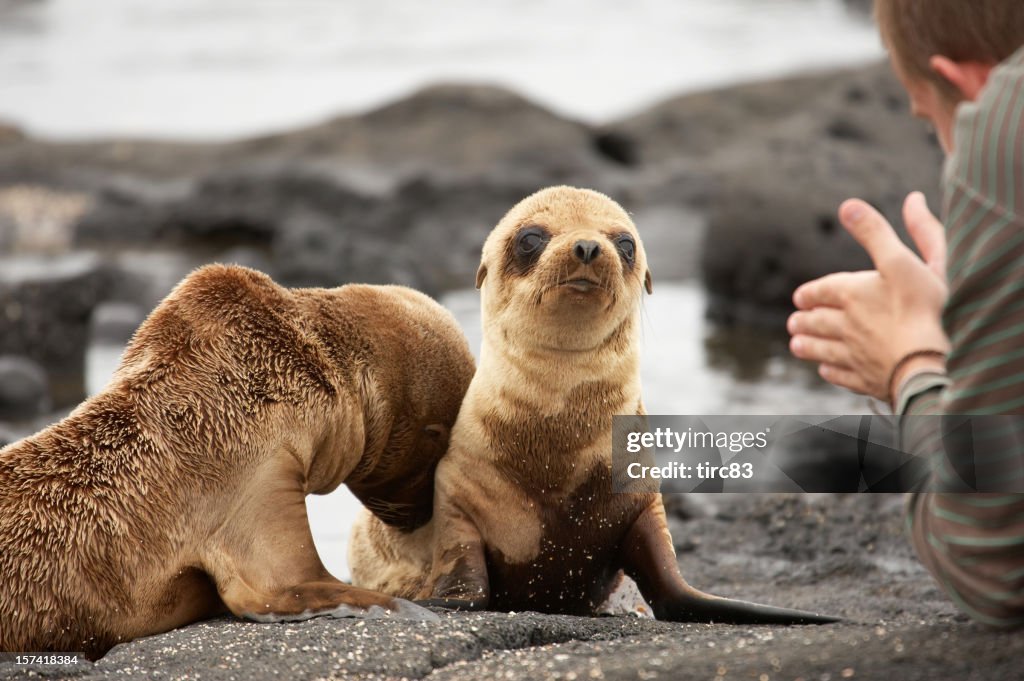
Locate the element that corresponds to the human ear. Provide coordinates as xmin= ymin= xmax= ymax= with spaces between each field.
xmin=930 ymin=56 xmax=995 ymax=101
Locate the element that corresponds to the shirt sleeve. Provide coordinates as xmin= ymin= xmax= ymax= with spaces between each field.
xmin=900 ymin=49 xmax=1024 ymax=627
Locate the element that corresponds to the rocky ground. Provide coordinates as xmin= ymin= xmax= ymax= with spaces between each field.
xmin=1 ymin=494 xmax=1017 ymax=681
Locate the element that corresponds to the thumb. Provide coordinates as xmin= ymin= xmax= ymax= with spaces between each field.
xmin=838 ymin=199 xmax=911 ymax=275
xmin=903 ymin=191 xmax=947 ymax=280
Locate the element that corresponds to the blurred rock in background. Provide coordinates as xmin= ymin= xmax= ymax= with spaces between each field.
xmin=842 ymin=0 xmax=874 ymax=15
xmin=0 ymin=60 xmax=939 ymax=419
xmin=603 ymin=62 xmax=942 ymax=324
xmin=0 ymin=253 xmax=111 ymax=406
xmin=0 ymin=354 xmax=50 ymax=421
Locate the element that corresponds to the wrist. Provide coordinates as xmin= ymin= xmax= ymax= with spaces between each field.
xmin=888 ymin=352 xmax=947 ymax=408
xmin=893 ymin=370 xmax=951 ymax=416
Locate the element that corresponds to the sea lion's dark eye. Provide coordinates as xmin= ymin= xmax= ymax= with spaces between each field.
xmin=519 ymin=233 xmax=542 ymax=253
xmin=514 ymin=226 xmax=549 ymax=261
xmin=615 ymin=235 xmax=636 ymax=264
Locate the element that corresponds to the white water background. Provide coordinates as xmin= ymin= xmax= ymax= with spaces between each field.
xmin=0 ymin=0 xmax=882 ymax=140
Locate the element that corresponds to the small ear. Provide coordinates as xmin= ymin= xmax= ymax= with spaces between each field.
xmin=424 ymin=423 xmax=449 ymax=440
xmin=929 ymin=55 xmax=994 ymax=101
xmin=644 ymin=269 xmax=653 ymax=295
xmin=475 ymin=264 xmax=488 ymax=289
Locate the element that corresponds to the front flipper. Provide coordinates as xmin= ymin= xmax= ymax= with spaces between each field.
xmin=622 ymin=499 xmax=840 ymax=624
xmin=238 ymin=585 xmax=440 ymax=623
xmin=414 ymin=597 xmax=488 ymax=611
xmin=421 ymin=501 xmax=491 ymax=609
xmin=205 ymin=455 xmax=440 ymax=625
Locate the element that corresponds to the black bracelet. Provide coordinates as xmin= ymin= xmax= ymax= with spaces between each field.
xmin=887 ymin=349 xmax=948 ymax=408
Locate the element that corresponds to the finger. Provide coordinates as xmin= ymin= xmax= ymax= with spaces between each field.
xmin=818 ymin=364 xmax=872 ymax=396
xmin=792 ymin=271 xmax=868 ymax=310
xmin=838 ymin=199 xmax=912 ymax=275
xmin=903 ymin=191 xmax=947 ymax=280
xmin=787 ymin=309 xmax=847 ymax=340
xmin=793 ymin=272 xmax=850 ymax=310
xmin=789 ymin=334 xmax=851 ymax=368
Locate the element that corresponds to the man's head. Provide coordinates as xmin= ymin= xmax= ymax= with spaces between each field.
xmin=874 ymin=0 xmax=1024 ymax=152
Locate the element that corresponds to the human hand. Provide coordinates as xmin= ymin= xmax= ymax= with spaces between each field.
xmin=788 ymin=192 xmax=950 ymax=403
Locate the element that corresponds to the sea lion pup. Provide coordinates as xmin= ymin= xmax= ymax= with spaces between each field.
xmin=350 ymin=186 xmax=837 ymax=624
xmin=0 ymin=265 xmax=475 ymax=657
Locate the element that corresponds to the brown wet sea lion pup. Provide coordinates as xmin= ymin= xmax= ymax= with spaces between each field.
xmin=0 ymin=265 xmax=475 ymax=657
xmin=349 ymin=186 xmax=838 ymax=624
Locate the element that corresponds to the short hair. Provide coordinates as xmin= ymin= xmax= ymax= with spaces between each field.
xmin=875 ymin=0 xmax=1024 ymax=101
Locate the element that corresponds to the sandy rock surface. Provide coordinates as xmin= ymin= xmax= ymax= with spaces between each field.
xmin=1 ymin=494 xmax=1016 ymax=681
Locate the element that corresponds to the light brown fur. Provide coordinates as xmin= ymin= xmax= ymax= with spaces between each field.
xmin=351 ymin=185 xmax=654 ymax=610
xmin=350 ymin=187 xmax=836 ymax=625
xmin=0 ymin=265 xmax=474 ymax=656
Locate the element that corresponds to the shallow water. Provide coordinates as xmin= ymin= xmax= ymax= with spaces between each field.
xmin=75 ymin=282 xmax=858 ymax=580
xmin=0 ymin=0 xmax=882 ymax=139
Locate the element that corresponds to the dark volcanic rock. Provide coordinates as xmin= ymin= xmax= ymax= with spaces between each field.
xmin=4 ymin=609 xmax=1017 ymax=681
xmin=605 ymin=61 xmax=944 ymax=320
xmin=0 ymin=121 xmax=23 ymax=145
xmin=231 ymin=83 xmax=626 ymax=186
xmin=704 ymin=66 xmax=942 ymax=315
xmin=75 ymin=171 xmax=359 ymax=248
xmin=843 ymin=0 xmax=874 ymax=15
xmin=604 ymin=74 xmax=829 ymax=165
xmin=214 ymin=246 xmax=276 ymax=278
xmin=89 ymin=302 xmax=145 ymax=347
xmin=76 ymin=171 xmax=546 ymax=293
xmin=0 ymin=355 xmax=50 ymax=420
xmin=272 ymin=176 xmax=545 ymax=292
xmin=701 ymin=86 xmax=942 ymax=319
xmin=604 ymin=62 xmax=928 ymax=169
xmin=0 ymin=84 xmax=616 ymax=190
xmin=75 ymin=171 xmax=375 ymax=288
xmin=270 ymin=208 xmax=356 ymax=288
xmin=58 ymin=85 xmax=628 ymax=291
xmin=349 ymin=177 xmax=549 ymax=293
xmin=3 ymin=495 xmax=1021 ymax=680
xmin=4 ymin=67 xmax=942 ymax=318
xmin=0 ymin=254 xmax=111 ymax=406
xmin=700 ymin=168 xmax=877 ymax=326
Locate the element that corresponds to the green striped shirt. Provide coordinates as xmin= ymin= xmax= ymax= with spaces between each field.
xmin=902 ymin=45 xmax=1024 ymax=627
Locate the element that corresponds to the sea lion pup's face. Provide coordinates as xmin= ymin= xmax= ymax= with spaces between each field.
xmin=476 ymin=186 xmax=652 ymax=352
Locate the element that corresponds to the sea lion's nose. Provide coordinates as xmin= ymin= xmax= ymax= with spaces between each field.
xmin=573 ymin=240 xmax=601 ymax=264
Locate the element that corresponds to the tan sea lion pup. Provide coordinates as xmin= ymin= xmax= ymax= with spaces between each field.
xmin=0 ymin=265 xmax=475 ymax=657
xmin=350 ymin=186 xmax=837 ymax=624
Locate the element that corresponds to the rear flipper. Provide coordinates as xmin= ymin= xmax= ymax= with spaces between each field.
xmin=651 ymin=591 xmax=840 ymax=625
xmin=622 ymin=498 xmax=841 ymax=625
xmin=349 ymin=507 xmax=435 ymax=599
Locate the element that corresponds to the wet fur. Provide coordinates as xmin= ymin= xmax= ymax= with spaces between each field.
xmin=0 ymin=265 xmax=474 ymax=656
